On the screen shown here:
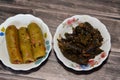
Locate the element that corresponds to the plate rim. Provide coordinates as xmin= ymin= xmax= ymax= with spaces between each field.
xmin=53 ymin=15 xmax=111 ymax=71
xmin=0 ymin=14 xmax=52 ymax=71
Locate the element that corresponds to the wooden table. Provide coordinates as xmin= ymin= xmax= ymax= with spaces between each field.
xmin=0 ymin=0 xmax=120 ymax=80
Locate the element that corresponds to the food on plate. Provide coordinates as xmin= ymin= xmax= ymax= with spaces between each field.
xmin=5 ymin=25 xmax=23 ymax=64
xmin=18 ymin=27 xmax=34 ymax=63
xmin=5 ymin=22 xmax=46 ymax=64
xmin=58 ymin=22 xmax=103 ymax=65
xmin=28 ymin=22 xmax=46 ymax=60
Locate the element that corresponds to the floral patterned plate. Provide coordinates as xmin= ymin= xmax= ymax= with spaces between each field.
xmin=0 ymin=14 xmax=52 ymax=71
xmin=54 ymin=15 xmax=111 ymax=71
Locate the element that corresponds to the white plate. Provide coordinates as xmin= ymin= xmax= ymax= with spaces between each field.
xmin=54 ymin=15 xmax=111 ymax=71
xmin=0 ymin=14 xmax=52 ymax=71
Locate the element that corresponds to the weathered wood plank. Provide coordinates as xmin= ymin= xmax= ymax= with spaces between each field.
xmin=0 ymin=0 xmax=120 ymax=80
xmin=0 ymin=0 xmax=119 ymax=19
xmin=0 ymin=73 xmax=44 ymax=80
xmin=0 ymin=4 xmax=34 ymax=14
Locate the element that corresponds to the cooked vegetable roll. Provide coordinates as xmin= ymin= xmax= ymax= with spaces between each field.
xmin=19 ymin=27 xmax=34 ymax=63
xmin=5 ymin=25 xmax=23 ymax=64
xmin=28 ymin=22 xmax=46 ymax=60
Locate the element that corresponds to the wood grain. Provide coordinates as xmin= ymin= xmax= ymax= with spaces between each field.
xmin=0 ymin=0 xmax=120 ymax=80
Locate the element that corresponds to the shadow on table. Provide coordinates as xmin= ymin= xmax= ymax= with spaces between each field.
xmin=0 ymin=50 xmax=52 ymax=74
xmin=54 ymin=50 xmax=111 ymax=75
